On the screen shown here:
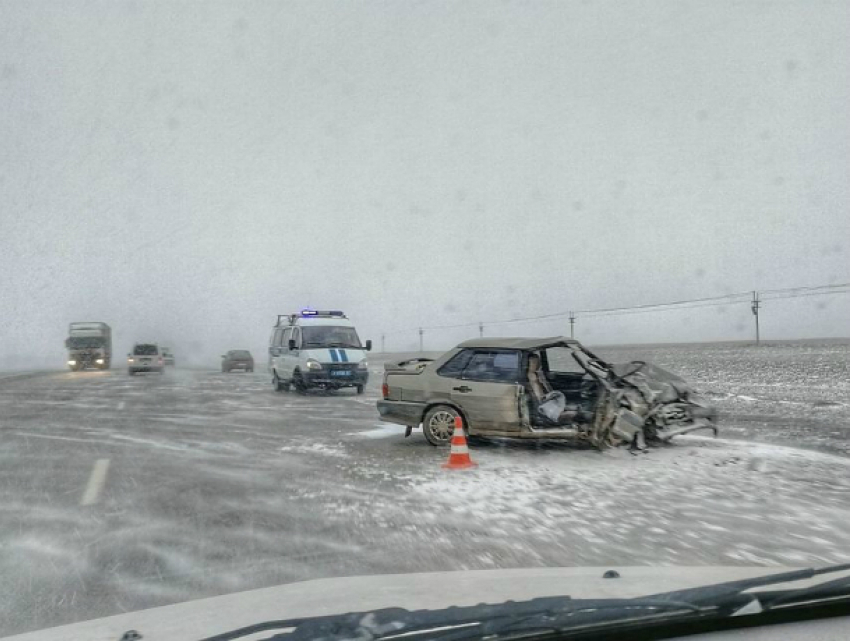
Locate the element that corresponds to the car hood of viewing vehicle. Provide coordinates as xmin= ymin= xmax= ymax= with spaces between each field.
xmin=3 ymin=566 xmax=808 ymax=641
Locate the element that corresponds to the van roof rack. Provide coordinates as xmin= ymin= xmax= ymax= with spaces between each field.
xmin=275 ymin=310 xmax=347 ymax=326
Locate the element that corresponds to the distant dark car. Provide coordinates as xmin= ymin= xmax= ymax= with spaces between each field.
xmin=222 ymin=350 xmax=254 ymax=373
xmin=161 ymin=347 xmax=175 ymax=366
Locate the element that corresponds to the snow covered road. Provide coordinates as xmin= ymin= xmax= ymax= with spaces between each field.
xmin=1 ymin=341 xmax=849 ymax=637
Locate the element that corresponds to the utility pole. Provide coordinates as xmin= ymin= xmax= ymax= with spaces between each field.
xmin=381 ymin=334 xmax=385 ymax=353
xmin=479 ymin=322 xmax=484 ymax=338
xmin=751 ymin=291 xmax=760 ymax=345
xmin=419 ymin=327 xmax=424 ymax=352
xmin=569 ymin=312 xmax=575 ymax=339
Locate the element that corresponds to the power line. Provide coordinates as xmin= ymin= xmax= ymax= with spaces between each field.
xmin=381 ymin=281 xmax=850 ymax=339
xmin=760 ymin=282 xmax=850 ymax=297
xmin=575 ymin=291 xmax=752 ymax=316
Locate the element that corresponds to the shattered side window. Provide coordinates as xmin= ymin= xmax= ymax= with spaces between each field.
xmin=544 ymin=347 xmax=585 ymax=374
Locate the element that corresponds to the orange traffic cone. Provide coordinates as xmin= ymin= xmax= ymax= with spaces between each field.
xmin=442 ymin=416 xmax=477 ymax=469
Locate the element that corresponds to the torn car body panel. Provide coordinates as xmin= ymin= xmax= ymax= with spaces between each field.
xmin=376 ymin=337 xmax=718 ymax=449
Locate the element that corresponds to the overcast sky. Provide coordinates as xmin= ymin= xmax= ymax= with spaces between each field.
xmin=1 ymin=0 xmax=848 ymax=366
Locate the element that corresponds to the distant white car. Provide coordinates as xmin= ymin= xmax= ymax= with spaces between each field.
xmin=128 ymin=343 xmax=165 ymax=375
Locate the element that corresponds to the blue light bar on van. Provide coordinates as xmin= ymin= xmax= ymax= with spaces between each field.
xmin=301 ymin=310 xmax=345 ymax=317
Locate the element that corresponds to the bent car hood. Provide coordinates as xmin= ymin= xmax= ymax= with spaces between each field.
xmin=4 ymin=566 xmax=804 ymax=641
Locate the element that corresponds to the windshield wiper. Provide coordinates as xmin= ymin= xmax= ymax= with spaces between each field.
xmin=643 ymin=562 xmax=850 ymax=612
xmin=200 ymin=596 xmax=699 ymax=641
xmin=200 ymin=564 xmax=850 ymax=641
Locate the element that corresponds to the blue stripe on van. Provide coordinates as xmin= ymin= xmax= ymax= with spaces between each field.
xmin=329 ymin=349 xmax=339 ymax=362
xmin=339 ymin=349 xmax=348 ymax=362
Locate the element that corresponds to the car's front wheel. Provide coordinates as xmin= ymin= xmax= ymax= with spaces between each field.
xmin=422 ymin=405 xmax=462 ymax=446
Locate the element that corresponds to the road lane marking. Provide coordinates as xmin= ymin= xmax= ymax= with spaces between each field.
xmin=117 ymin=401 xmax=125 ymax=410
xmin=80 ymin=459 xmax=110 ymax=506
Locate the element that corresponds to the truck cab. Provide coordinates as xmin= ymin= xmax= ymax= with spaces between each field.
xmin=66 ymin=322 xmax=112 ymax=371
xmin=268 ymin=310 xmax=372 ymax=394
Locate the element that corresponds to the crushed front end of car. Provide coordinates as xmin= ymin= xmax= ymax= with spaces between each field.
xmin=606 ymin=361 xmax=719 ymax=446
xmin=565 ymin=348 xmax=718 ymax=450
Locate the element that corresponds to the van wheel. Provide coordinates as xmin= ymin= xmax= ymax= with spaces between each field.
xmin=423 ymin=405 xmax=461 ymax=446
xmin=293 ymin=370 xmax=308 ymax=395
xmin=272 ymin=371 xmax=288 ymax=392
xmin=356 ymin=385 xmax=364 ymax=395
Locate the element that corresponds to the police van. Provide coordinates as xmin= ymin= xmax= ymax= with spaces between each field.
xmin=268 ymin=310 xmax=372 ymax=394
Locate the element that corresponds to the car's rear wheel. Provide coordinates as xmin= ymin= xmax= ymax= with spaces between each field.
xmin=272 ymin=371 xmax=288 ymax=392
xmin=423 ymin=405 xmax=462 ymax=446
xmin=356 ymin=384 xmax=364 ymax=395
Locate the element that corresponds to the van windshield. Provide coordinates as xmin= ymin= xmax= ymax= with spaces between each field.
xmin=301 ymin=326 xmax=361 ymax=349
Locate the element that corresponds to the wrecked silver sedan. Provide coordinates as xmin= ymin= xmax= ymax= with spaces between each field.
xmin=377 ymin=337 xmax=717 ymax=449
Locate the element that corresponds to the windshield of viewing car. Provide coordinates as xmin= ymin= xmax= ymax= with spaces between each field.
xmin=301 ymin=326 xmax=362 ymax=349
xmin=1 ymin=1 xmax=849 ymax=638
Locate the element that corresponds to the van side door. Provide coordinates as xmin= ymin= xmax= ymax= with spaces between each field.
xmin=269 ymin=328 xmax=283 ymax=372
xmin=284 ymin=327 xmax=299 ymax=377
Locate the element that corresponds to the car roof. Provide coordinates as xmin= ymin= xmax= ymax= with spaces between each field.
xmin=455 ymin=336 xmax=581 ymax=350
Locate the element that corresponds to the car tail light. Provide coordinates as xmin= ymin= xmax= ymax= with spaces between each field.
xmin=381 ymin=383 xmax=389 ymax=399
